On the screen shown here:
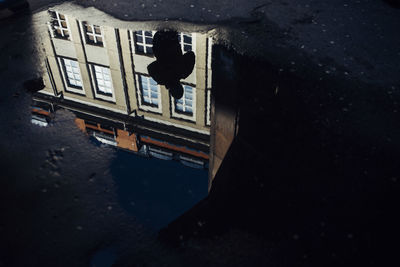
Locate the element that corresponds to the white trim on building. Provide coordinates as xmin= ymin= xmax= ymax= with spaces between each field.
xmin=62 ymin=95 xmax=127 ymax=114
xmin=206 ymin=88 xmax=211 ymax=126
xmin=142 ymin=115 xmax=210 ymax=135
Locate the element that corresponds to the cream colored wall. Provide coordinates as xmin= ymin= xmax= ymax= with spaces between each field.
xmin=118 ymin=29 xmax=138 ymax=112
xmin=85 ymin=45 xmax=109 ymax=65
xmin=133 ymin=54 xmax=154 ymax=74
xmin=121 ymin=31 xmax=210 ymax=132
xmin=103 ymin=26 xmax=127 ymax=109
xmin=41 ymin=63 xmax=56 ymax=95
xmin=53 ymin=38 xmax=76 ymax=58
xmin=41 ymin=15 xmax=128 ymax=113
xmin=194 ymin=33 xmax=207 ymax=128
xmin=41 ymin=11 xmax=211 ymax=133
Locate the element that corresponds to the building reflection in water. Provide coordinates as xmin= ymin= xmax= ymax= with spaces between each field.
xmin=32 ymin=9 xmax=214 ymax=170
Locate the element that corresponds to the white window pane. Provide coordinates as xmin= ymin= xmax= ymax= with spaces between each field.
xmin=103 ymin=68 xmax=110 ymax=75
xmin=93 ymin=65 xmax=113 ymax=94
xmin=150 ymin=78 xmax=157 ymax=85
xmin=76 ymin=81 xmax=82 ymax=86
xmin=139 ymin=75 xmax=158 ymax=106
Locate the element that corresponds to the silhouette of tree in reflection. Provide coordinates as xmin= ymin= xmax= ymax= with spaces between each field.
xmin=147 ymin=30 xmax=195 ymax=99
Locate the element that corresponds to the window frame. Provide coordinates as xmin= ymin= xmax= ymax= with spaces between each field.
xmin=135 ymin=73 xmax=162 ymax=114
xmin=48 ymin=10 xmax=71 ymax=40
xmin=81 ymin=21 xmax=104 ymax=47
xmin=131 ymin=30 xmax=156 ymax=56
xmin=171 ymin=84 xmax=196 ymax=122
xmin=178 ymin=32 xmax=196 ymax=53
xmin=89 ymin=64 xmax=116 ymax=102
xmin=58 ymin=57 xmax=85 ymax=95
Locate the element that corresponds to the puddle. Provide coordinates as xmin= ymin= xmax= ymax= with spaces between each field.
xmin=30 ymin=6 xmax=213 ymax=230
xmin=1 ymin=1 xmax=400 ymax=267
xmin=90 ymin=247 xmax=117 ymax=267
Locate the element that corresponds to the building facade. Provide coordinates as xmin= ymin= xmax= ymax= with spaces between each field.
xmin=35 ymin=9 xmax=213 ymax=169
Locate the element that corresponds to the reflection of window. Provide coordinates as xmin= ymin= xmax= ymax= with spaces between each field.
xmin=134 ymin=31 xmax=153 ymax=55
xmin=175 ymin=85 xmax=194 ymax=114
xmin=92 ymin=65 xmax=113 ymax=96
xmin=83 ymin=22 xmax=103 ymax=46
xmin=49 ymin=11 xmax=70 ymax=39
xmin=61 ymin=58 xmax=82 ymax=89
xmin=139 ymin=75 xmax=159 ymax=106
xmin=178 ymin=33 xmax=192 ymax=52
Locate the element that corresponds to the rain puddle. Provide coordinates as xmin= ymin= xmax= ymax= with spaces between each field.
xmin=30 ymin=5 xmax=213 ymax=230
xmin=2 ymin=1 xmax=399 ymax=266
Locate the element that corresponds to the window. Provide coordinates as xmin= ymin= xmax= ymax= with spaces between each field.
xmin=136 ymin=74 xmax=162 ymax=113
xmin=49 ymin=11 xmax=70 ymax=39
xmin=83 ymin=22 xmax=103 ymax=46
xmin=171 ymin=84 xmax=196 ymax=121
xmin=134 ymin=31 xmax=153 ymax=55
xmin=178 ymin=33 xmax=193 ymax=52
xmin=92 ymin=65 xmax=113 ymax=96
xmin=61 ymin=58 xmax=82 ymax=89
xmin=139 ymin=75 xmax=159 ymax=107
xmin=175 ymin=85 xmax=194 ymax=114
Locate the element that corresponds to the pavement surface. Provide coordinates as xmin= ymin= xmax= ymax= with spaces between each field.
xmin=1 ymin=1 xmax=400 ymax=266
